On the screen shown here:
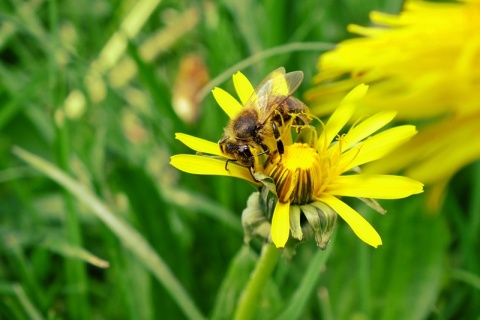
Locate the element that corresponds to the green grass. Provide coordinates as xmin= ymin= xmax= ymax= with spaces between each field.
xmin=1 ymin=0 xmax=479 ymax=319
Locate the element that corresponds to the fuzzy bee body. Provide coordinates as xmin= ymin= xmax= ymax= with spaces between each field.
xmin=219 ymin=68 xmax=311 ymax=169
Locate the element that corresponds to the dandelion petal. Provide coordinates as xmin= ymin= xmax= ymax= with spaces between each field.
xmin=170 ymin=155 xmax=254 ymax=183
xmin=320 ymin=102 xmax=354 ymax=148
xmin=320 ymin=194 xmax=382 ymax=248
xmin=327 ymin=174 xmax=424 ymax=199
xmin=233 ymin=71 xmax=255 ymax=105
xmin=175 ymin=133 xmax=223 ymax=156
xmin=342 ymin=111 xmax=397 ymax=151
xmin=340 ymin=125 xmax=417 ymax=171
xmin=271 ymin=201 xmax=291 ymax=248
xmin=341 ymin=83 xmax=368 ymax=103
xmin=212 ymin=87 xmax=242 ymax=118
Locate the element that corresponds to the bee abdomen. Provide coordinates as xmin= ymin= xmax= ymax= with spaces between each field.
xmin=275 ymin=97 xmax=310 ymax=126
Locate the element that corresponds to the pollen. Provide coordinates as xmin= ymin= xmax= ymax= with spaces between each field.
xmin=265 ymin=143 xmax=322 ymax=205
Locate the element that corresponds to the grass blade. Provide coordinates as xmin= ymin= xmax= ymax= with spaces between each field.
xmin=12 ymin=146 xmax=205 ymax=320
xmin=41 ymin=237 xmax=110 ymax=269
xmin=197 ymin=41 xmax=335 ymax=102
xmin=276 ymin=232 xmax=336 ymax=320
xmin=12 ymin=284 xmax=44 ymax=320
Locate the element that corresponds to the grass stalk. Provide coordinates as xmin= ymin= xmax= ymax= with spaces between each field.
xmin=13 ymin=146 xmax=206 ymax=320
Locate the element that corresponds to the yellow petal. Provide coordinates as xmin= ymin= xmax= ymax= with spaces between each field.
xmin=271 ymin=201 xmax=291 ymax=248
xmin=317 ymin=85 xmax=366 ymax=149
xmin=342 ymin=111 xmax=397 ymax=151
xmin=339 ymin=125 xmax=417 ymax=171
xmin=364 ymin=117 xmax=478 ymax=179
xmin=170 ymin=154 xmax=255 ymax=183
xmin=318 ymin=102 xmax=354 ymax=150
xmin=341 ymin=83 xmax=368 ymax=103
xmin=212 ymin=87 xmax=242 ymax=118
xmin=319 ymin=194 xmax=382 ymax=248
xmin=407 ymin=126 xmax=480 ymax=184
xmin=326 ymin=174 xmax=424 ymax=199
xmin=175 ymin=133 xmax=223 ymax=156
xmin=233 ymin=71 xmax=255 ymax=105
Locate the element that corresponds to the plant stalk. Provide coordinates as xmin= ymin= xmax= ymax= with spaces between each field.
xmin=234 ymin=243 xmax=280 ymax=320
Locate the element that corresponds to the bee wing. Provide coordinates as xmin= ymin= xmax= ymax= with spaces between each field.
xmin=245 ymin=68 xmax=304 ymax=123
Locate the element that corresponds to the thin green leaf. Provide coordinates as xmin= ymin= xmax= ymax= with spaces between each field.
xmin=276 ymin=232 xmax=336 ymax=320
xmin=41 ymin=237 xmax=109 ymax=268
xmin=164 ymin=186 xmax=243 ymax=234
xmin=12 ymin=284 xmax=44 ymax=320
xmin=197 ymin=42 xmax=335 ymax=102
xmin=451 ymin=269 xmax=480 ymax=291
xmin=0 ymin=72 xmax=47 ymax=130
xmin=12 ymin=146 xmax=205 ymax=320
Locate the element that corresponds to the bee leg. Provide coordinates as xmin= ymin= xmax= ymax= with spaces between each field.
xmin=249 ymin=166 xmax=261 ymax=182
xmin=256 ymin=142 xmax=277 ymax=165
xmin=258 ymin=143 xmax=270 ymax=156
xmin=272 ymin=122 xmax=284 ymax=154
xmin=270 ymin=122 xmax=284 ymax=164
xmin=276 ymin=139 xmax=284 ymax=155
xmin=225 ymin=158 xmax=237 ymax=171
xmin=256 ymin=142 xmax=275 ymax=165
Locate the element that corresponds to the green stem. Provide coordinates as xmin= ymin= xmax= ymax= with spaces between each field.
xmin=234 ymin=243 xmax=280 ymax=320
xmin=197 ymin=41 xmax=335 ymax=102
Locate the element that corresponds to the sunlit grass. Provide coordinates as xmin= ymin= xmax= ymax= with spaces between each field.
xmin=1 ymin=0 xmax=479 ymax=319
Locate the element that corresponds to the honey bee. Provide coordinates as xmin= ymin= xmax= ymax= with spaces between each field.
xmin=219 ymin=67 xmax=311 ymax=170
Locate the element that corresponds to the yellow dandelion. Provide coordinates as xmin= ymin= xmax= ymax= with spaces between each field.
xmin=171 ymin=70 xmax=423 ymax=249
xmin=306 ymin=0 xmax=480 ymax=207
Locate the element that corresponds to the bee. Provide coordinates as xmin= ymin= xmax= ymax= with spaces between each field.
xmin=219 ymin=67 xmax=311 ymax=170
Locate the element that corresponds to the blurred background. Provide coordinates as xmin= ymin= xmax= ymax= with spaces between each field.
xmin=1 ymin=0 xmax=478 ymax=319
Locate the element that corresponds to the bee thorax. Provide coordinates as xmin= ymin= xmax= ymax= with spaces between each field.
xmin=232 ymin=109 xmax=259 ymax=139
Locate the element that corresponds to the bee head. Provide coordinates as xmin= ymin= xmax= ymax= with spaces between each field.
xmin=232 ymin=143 xmax=254 ymax=167
xmin=218 ymin=137 xmax=255 ymax=167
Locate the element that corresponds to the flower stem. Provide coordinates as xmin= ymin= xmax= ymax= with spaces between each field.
xmin=234 ymin=243 xmax=280 ymax=320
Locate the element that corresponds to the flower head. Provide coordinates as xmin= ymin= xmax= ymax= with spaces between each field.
xmin=171 ymin=70 xmax=423 ymax=249
xmin=306 ymin=0 xmax=480 ymax=208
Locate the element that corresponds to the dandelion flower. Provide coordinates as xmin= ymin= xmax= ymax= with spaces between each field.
xmin=171 ymin=70 xmax=423 ymax=249
xmin=306 ymin=0 xmax=480 ymax=207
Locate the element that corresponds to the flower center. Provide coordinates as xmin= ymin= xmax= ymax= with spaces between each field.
xmin=264 ymin=143 xmax=322 ymax=205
